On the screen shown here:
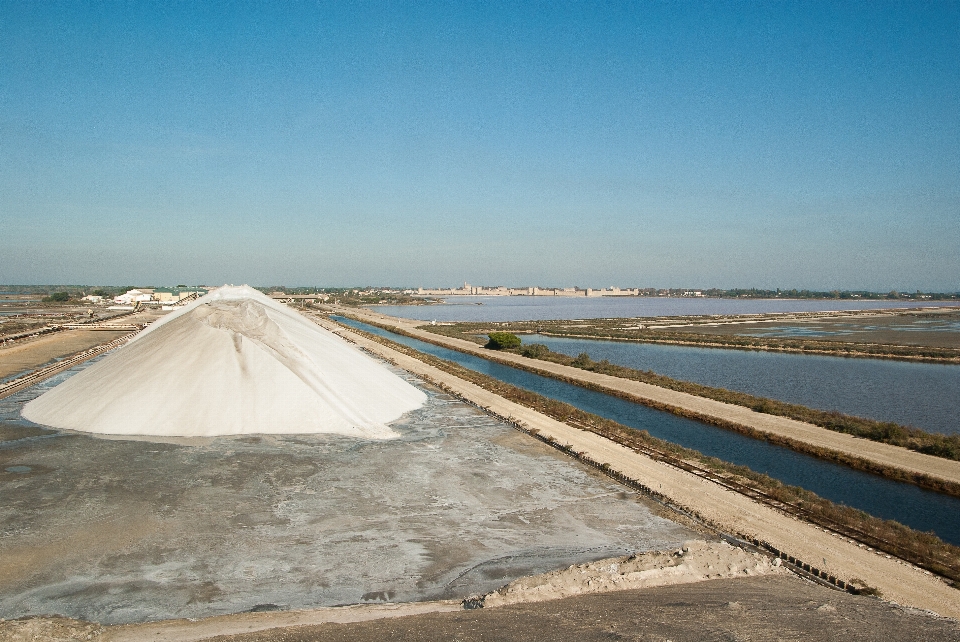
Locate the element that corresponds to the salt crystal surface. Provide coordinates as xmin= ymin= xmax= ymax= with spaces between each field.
xmin=22 ymin=285 xmax=426 ymax=438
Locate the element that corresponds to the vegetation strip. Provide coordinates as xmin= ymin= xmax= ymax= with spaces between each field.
xmin=425 ymin=322 xmax=960 ymax=461
xmin=328 ymin=317 xmax=960 ymax=587
xmin=422 ymin=321 xmax=960 ymax=461
xmin=336 ymin=313 xmax=960 ymax=498
xmin=425 ymin=317 xmax=960 ymax=363
xmin=503 ymin=337 xmax=960 ymax=462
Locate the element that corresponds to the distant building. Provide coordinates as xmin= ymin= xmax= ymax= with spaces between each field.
xmin=152 ymin=287 xmax=205 ymax=303
xmin=413 ymin=283 xmax=650 ymax=297
xmin=113 ymin=289 xmax=153 ymax=305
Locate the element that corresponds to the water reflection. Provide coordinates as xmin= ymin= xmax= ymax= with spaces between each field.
xmin=523 ymin=334 xmax=960 ymax=435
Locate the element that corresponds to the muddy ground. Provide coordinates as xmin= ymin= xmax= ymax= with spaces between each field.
xmin=0 ymin=360 xmax=697 ymax=625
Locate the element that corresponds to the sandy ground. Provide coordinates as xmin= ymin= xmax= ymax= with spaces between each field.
xmin=333 ymin=307 xmax=960 ymax=489
xmin=0 ymin=309 xmax=164 ymax=382
xmin=0 ymin=541 xmax=779 ymax=641
xmin=200 ymin=574 xmax=960 ymax=642
xmin=318 ymin=316 xmax=960 ymax=619
xmin=4 ymin=574 xmax=957 ymax=641
xmin=476 ymin=538 xmax=784 ymax=607
xmin=0 ymin=330 xmax=129 ymax=381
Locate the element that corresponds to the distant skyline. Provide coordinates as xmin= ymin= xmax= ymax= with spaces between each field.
xmin=2 ymin=1 xmax=958 ymax=290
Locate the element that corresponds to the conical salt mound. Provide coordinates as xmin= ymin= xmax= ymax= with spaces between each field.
xmin=22 ymin=285 xmax=426 ymax=439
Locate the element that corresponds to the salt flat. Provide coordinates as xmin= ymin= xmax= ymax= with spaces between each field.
xmin=0 ymin=363 xmax=697 ymax=625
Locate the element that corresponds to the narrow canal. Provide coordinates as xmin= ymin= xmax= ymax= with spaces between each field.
xmin=335 ymin=317 xmax=960 ymax=546
xmin=521 ymin=334 xmax=960 ymax=435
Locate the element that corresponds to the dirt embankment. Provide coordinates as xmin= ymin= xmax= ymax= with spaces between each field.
xmin=3 ymin=550 xmax=955 ymax=641
xmin=0 ymin=330 xmax=129 ymax=381
xmin=316 ymin=317 xmax=960 ymax=619
xmin=0 ymin=309 xmax=164 ymax=382
xmin=333 ymin=307 xmax=960 ymax=491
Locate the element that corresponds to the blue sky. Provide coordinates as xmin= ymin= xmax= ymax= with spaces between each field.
xmin=1 ymin=1 xmax=958 ymax=289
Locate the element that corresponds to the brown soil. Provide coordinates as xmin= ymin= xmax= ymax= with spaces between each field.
xmin=7 ymin=575 xmax=954 ymax=641
xmin=0 ymin=310 xmax=164 ymax=380
xmin=205 ymin=575 xmax=960 ymax=642
xmin=0 ymin=330 xmax=129 ymax=380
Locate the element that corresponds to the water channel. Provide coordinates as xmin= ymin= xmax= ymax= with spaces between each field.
xmin=520 ymin=334 xmax=960 ymax=435
xmin=373 ymin=297 xmax=960 ymax=323
xmin=335 ymin=317 xmax=960 ymax=546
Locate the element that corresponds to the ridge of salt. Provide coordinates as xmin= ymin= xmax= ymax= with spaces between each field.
xmin=21 ymin=285 xmax=426 ymax=439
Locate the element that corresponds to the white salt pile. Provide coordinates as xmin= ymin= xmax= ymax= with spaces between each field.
xmin=22 ymin=285 xmax=426 ymax=438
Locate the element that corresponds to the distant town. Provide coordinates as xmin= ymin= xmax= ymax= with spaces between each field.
xmin=1 ymin=284 xmax=957 ymax=308
xmin=263 ymin=284 xmax=960 ymax=304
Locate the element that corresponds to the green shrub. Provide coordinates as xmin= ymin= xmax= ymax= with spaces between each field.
xmin=485 ymin=332 xmax=522 ymax=350
xmin=571 ymin=352 xmax=594 ymax=369
xmin=42 ymin=292 xmax=70 ymax=302
xmin=521 ymin=343 xmax=551 ymax=358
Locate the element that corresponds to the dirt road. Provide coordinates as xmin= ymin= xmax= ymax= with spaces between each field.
xmin=332 ymin=306 xmax=960 ymax=489
xmin=318 ymin=316 xmax=960 ymax=619
xmin=0 ymin=310 xmax=164 ymax=381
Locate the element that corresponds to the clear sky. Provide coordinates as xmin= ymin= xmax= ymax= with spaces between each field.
xmin=2 ymin=1 xmax=958 ymax=290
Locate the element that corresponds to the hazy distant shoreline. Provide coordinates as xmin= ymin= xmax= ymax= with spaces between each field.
xmin=371 ymin=296 xmax=960 ymax=323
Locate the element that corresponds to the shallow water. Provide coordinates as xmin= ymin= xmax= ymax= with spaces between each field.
xmin=335 ymin=317 xmax=960 ymax=546
xmin=372 ymin=297 xmax=960 ymax=322
xmin=0 ymin=353 xmax=693 ymax=624
xmin=523 ymin=334 xmax=960 ymax=435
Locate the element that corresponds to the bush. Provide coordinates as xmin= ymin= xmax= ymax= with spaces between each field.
xmin=485 ymin=332 xmax=522 ymax=350
xmin=571 ymin=352 xmax=594 ymax=369
xmin=43 ymin=292 xmax=70 ymax=302
xmin=521 ymin=343 xmax=551 ymax=359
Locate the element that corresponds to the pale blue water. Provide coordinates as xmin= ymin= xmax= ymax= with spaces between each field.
xmin=524 ymin=334 xmax=960 ymax=435
xmin=373 ymin=297 xmax=960 ymax=322
xmin=335 ymin=317 xmax=960 ymax=545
